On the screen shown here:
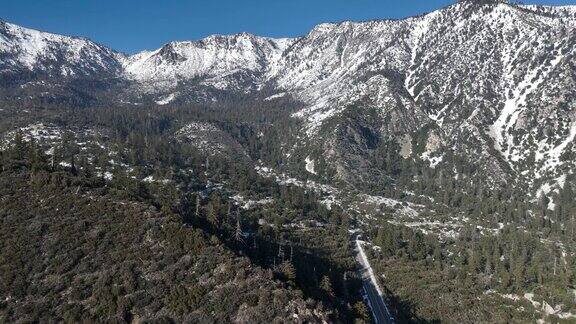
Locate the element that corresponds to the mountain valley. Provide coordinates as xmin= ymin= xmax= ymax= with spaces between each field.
xmin=1 ymin=0 xmax=576 ymax=322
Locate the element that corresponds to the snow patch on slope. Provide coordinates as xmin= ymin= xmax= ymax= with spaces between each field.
xmin=535 ymin=122 xmax=576 ymax=174
xmin=156 ymin=93 xmax=178 ymax=105
xmin=305 ymin=156 xmax=317 ymax=175
xmin=405 ymin=11 xmax=439 ymax=99
xmin=490 ymin=44 xmax=565 ymax=161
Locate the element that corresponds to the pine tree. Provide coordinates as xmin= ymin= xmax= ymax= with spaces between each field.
xmin=468 ymin=248 xmax=481 ymax=274
xmin=433 ymin=242 xmax=443 ymax=270
xmin=280 ymin=261 xmax=296 ymax=282
xmin=195 ymin=194 xmax=201 ymax=219
xmin=499 ymin=266 xmax=511 ymax=290
xmin=235 ymin=210 xmax=244 ymax=244
xmin=10 ymin=131 xmax=27 ymax=164
xmin=28 ymin=139 xmax=46 ymax=172
xmin=512 ymin=259 xmax=525 ymax=291
xmin=207 ymin=202 xmax=219 ymax=229
xmin=320 ymin=276 xmax=334 ymax=299
xmin=353 ymin=301 xmax=370 ymax=322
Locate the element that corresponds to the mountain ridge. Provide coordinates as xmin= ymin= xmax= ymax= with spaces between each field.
xmin=1 ymin=1 xmax=575 ymax=204
xmin=2 ymin=3 xmax=576 ymax=322
xmin=1 ymin=2 xmax=575 ymax=84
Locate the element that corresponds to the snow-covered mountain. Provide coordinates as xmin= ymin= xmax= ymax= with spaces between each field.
xmin=122 ymin=34 xmax=295 ymax=93
xmin=0 ymin=1 xmax=575 ymax=201
xmin=0 ymin=20 xmax=123 ymax=81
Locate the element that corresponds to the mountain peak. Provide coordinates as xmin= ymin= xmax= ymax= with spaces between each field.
xmin=0 ymin=3 xmax=574 ymax=198
xmin=456 ymin=0 xmax=509 ymax=5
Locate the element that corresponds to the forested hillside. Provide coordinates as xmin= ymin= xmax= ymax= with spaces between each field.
xmin=0 ymin=119 xmax=371 ymax=323
xmin=1 ymin=0 xmax=575 ymax=322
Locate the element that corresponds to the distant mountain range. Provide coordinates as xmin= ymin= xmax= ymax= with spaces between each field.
xmin=1 ymin=0 xmax=575 ymax=203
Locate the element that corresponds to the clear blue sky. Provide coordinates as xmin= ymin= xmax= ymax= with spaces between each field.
xmin=1 ymin=0 xmax=574 ymax=54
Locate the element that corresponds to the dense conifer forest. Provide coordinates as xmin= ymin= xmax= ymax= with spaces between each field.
xmin=1 ymin=101 xmax=574 ymax=322
xmin=1 ymin=1 xmax=576 ymax=322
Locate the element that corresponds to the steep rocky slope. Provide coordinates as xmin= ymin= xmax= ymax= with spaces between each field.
xmin=0 ymin=1 xmax=574 ymax=202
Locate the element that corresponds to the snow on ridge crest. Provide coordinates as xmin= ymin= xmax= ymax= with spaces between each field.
xmin=122 ymin=33 xmax=297 ymax=83
xmin=2 ymin=2 xmax=574 ymax=147
xmin=0 ymin=21 xmax=122 ymax=73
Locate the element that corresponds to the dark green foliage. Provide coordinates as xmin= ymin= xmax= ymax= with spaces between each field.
xmin=0 ymin=148 xmax=331 ymax=323
xmin=1 ymin=91 xmax=574 ymax=324
xmin=366 ymin=221 xmax=576 ymax=322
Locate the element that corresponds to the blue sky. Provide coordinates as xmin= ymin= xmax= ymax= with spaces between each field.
xmin=1 ymin=0 xmax=574 ymax=54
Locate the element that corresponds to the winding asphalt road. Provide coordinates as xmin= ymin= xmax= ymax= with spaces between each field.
xmin=356 ymin=239 xmax=395 ymax=324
